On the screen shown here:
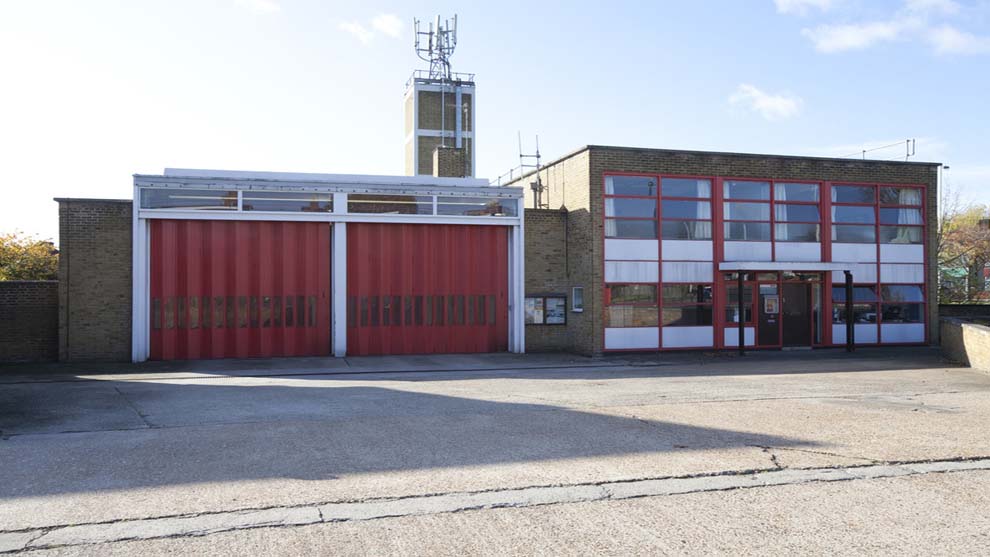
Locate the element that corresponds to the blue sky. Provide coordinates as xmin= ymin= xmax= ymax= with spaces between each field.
xmin=2 ymin=0 xmax=988 ymax=242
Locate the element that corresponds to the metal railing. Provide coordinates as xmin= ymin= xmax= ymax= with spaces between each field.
xmin=406 ymin=70 xmax=476 ymax=88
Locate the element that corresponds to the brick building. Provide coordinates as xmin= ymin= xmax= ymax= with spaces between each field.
xmin=512 ymin=145 xmax=940 ymax=355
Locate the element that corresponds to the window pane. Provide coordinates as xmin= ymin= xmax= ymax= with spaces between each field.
xmin=661 ymin=178 xmax=711 ymax=198
xmin=832 ymin=285 xmax=878 ymax=302
xmin=881 ymin=285 xmax=924 ymax=302
xmin=726 ymin=284 xmax=754 ymax=303
xmin=879 ymin=226 xmax=923 ymax=244
xmin=141 ymin=189 xmax=237 ymax=210
xmin=724 ymin=222 xmax=770 ymax=241
xmin=774 ymin=183 xmax=819 ymax=202
xmin=832 ymin=185 xmax=875 ymax=203
xmin=661 ymin=220 xmax=712 ymax=240
xmin=437 ymin=197 xmax=517 ymax=216
xmin=662 ymin=200 xmax=711 ymax=219
xmin=610 ymin=284 xmax=658 ymax=304
xmin=724 ymin=180 xmax=770 ymax=200
xmin=241 ymin=191 xmax=333 ymax=212
xmin=775 ymin=204 xmax=820 ymax=222
xmin=775 ymin=223 xmax=819 ymax=242
xmin=606 ymin=197 xmax=656 ymax=218
xmin=757 ymin=272 xmax=778 ymax=281
xmin=832 ymin=206 xmax=876 ymax=224
xmin=879 ymin=208 xmax=922 ymax=225
xmin=348 ymin=194 xmax=433 ymax=214
xmin=724 ymin=202 xmax=769 ymax=221
xmin=880 ymin=187 xmax=922 ymax=206
xmin=606 ymin=175 xmax=657 ymax=196
xmin=605 ymin=219 xmax=657 ymax=239
xmin=606 ymin=306 xmax=659 ymax=327
xmin=881 ymin=303 xmax=923 ymax=323
xmin=725 ymin=305 xmax=753 ymax=323
xmin=662 ymin=284 xmax=712 ymax=304
xmin=831 ymin=224 xmax=876 ymax=243
xmin=832 ymin=303 xmax=878 ymax=323
xmin=662 ymin=305 xmax=713 ymax=326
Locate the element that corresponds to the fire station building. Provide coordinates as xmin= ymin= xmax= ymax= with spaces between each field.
xmin=513 ymin=145 xmax=939 ymax=355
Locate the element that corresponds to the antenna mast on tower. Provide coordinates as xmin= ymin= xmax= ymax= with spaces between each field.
xmin=414 ymin=15 xmax=458 ymax=81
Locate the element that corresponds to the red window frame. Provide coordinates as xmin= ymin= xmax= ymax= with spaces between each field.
xmin=604 ymin=174 xmax=659 ymax=239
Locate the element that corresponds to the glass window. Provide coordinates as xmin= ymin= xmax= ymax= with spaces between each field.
xmin=726 ymin=284 xmax=754 ymax=303
xmin=662 ymin=305 xmax=713 ymax=326
xmin=832 ymin=206 xmax=876 ymax=224
xmin=348 ymin=194 xmax=433 ymax=214
xmin=724 ymin=202 xmax=770 ymax=221
xmin=661 ymin=220 xmax=712 ymax=240
xmin=881 ymin=303 xmax=923 ymax=323
xmin=880 ymin=187 xmax=922 ymax=206
xmin=879 ymin=208 xmax=922 ymax=225
xmin=757 ymin=272 xmax=778 ymax=281
xmin=879 ymin=226 xmax=923 ymax=244
xmin=832 ymin=185 xmax=875 ymax=203
xmin=725 ymin=305 xmax=753 ymax=323
xmin=605 ymin=219 xmax=657 ymax=239
xmin=610 ymin=284 xmax=657 ymax=304
xmin=832 ymin=303 xmax=878 ymax=324
xmin=241 ymin=191 xmax=333 ymax=212
xmin=437 ymin=197 xmax=517 ymax=216
xmin=724 ymin=180 xmax=770 ymax=200
xmin=606 ymin=175 xmax=657 ymax=196
xmin=724 ymin=222 xmax=770 ymax=241
xmin=662 ymin=284 xmax=713 ymax=304
xmin=832 ymin=285 xmax=878 ymax=303
xmin=141 ymin=189 xmax=237 ymax=210
xmin=662 ymin=200 xmax=711 ymax=219
xmin=606 ymin=198 xmax=656 ymax=218
xmin=774 ymin=183 xmax=819 ymax=202
xmin=881 ymin=285 xmax=924 ymax=302
xmin=571 ymin=287 xmax=584 ymax=312
xmin=661 ymin=178 xmax=711 ymax=198
xmin=775 ymin=204 xmax=820 ymax=222
xmin=832 ymin=224 xmax=876 ymax=243
xmin=775 ymin=223 xmax=819 ymax=242
xmin=606 ymin=306 xmax=659 ymax=327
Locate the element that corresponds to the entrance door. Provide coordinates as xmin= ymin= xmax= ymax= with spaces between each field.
xmin=782 ymin=283 xmax=811 ymax=346
xmin=757 ymin=284 xmax=780 ymax=346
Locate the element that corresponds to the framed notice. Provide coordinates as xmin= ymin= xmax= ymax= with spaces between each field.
xmin=764 ymin=295 xmax=779 ymax=315
xmin=545 ymin=297 xmax=566 ymax=324
xmin=525 ymin=295 xmax=567 ymax=325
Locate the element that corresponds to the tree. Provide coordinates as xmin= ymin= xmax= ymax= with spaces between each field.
xmin=0 ymin=232 xmax=59 ymax=281
xmin=937 ymin=188 xmax=990 ymax=303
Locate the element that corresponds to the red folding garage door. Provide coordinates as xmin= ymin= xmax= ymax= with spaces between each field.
xmin=150 ymin=220 xmax=331 ymax=360
xmin=347 ymin=223 xmax=509 ymax=356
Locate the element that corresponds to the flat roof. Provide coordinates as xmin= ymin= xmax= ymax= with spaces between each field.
xmin=160 ymin=168 xmax=493 ymax=188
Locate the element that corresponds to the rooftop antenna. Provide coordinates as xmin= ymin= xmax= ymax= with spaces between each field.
xmin=519 ymin=133 xmax=545 ymax=209
xmin=414 ymin=14 xmax=458 ymax=147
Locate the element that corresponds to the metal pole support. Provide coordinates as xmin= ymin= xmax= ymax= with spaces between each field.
xmin=738 ymin=273 xmax=745 ymax=356
xmin=844 ymin=270 xmax=854 ymax=352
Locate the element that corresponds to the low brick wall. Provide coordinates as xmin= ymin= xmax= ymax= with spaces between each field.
xmin=941 ymin=317 xmax=990 ymax=373
xmin=939 ymin=304 xmax=990 ymax=320
xmin=0 ymin=281 xmax=59 ymax=362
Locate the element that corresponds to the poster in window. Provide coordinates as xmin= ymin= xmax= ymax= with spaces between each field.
xmin=545 ymin=297 xmax=566 ymax=324
xmin=525 ymin=297 xmax=544 ymax=324
xmin=764 ymin=295 xmax=779 ymax=314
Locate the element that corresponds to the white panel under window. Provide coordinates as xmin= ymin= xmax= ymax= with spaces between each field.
xmin=605 ymin=261 xmax=659 ymax=283
xmin=661 ymin=240 xmax=713 ymax=261
xmin=605 ymin=239 xmax=658 ymax=261
xmin=881 ymin=323 xmax=925 ymax=343
xmin=880 ymin=264 xmax=924 ymax=283
xmin=605 ymin=327 xmax=659 ymax=349
xmin=775 ymin=242 xmax=821 ymax=262
xmin=723 ymin=327 xmax=755 ymax=347
xmin=880 ymin=244 xmax=924 ymax=263
xmin=832 ymin=324 xmax=879 ymax=344
xmin=661 ymin=262 xmax=714 ymax=283
xmin=723 ymin=241 xmax=772 ymax=261
xmin=831 ymin=263 xmax=877 ymax=284
xmin=832 ymin=243 xmax=877 ymax=263
xmin=662 ymin=326 xmax=714 ymax=348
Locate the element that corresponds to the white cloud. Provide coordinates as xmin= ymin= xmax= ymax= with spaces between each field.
xmin=235 ymin=0 xmax=280 ymax=14
xmin=371 ymin=14 xmax=403 ymax=38
xmin=801 ymin=17 xmax=922 ymax=52
xmin=774 ymin=0 xmax=834 ymax=15
xmin=729 ymin=84 xmax=803 ymax=121
xmin=904 ymin=0 xmax=960 ymax=15
xmin=928 ymin=24 xmax=990 ymax=54
xmin=338 ymin=21 xmax=374 ymax=45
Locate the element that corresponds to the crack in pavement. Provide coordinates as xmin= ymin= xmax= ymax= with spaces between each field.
xmin=3 ymin=456 xmax=989 ymax=554
xmin=112 ymin=386 xmax=154 ymax=429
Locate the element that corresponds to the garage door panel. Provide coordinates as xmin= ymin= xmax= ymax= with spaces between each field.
xmin=347 ymin=223 xmax=509 ymax=356
xmin=150 ymin=220 xmax=330 ymax=360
